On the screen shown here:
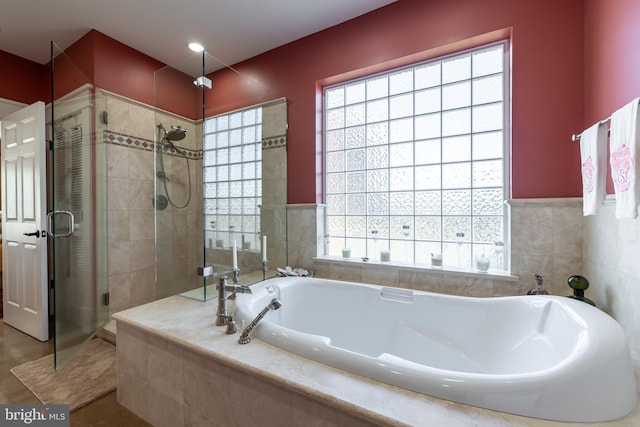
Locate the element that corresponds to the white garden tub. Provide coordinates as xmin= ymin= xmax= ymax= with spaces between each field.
xmin=234 ymin=277 xmax=637 ymax=422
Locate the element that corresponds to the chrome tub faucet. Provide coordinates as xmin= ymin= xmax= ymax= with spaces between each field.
xmin=215 ymin=275 xmax=252 ymax=326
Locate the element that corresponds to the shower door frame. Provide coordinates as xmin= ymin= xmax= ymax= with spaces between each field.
xmin=50 ymin=43 xmax=109 ymax=369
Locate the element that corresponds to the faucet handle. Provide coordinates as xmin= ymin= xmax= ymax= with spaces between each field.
xmin=225 ymin=316 xmax=237 ymax=334
xmin=216 ymin=275 xmax=228 ymax=290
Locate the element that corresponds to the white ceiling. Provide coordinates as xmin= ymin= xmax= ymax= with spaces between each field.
xmin=0 ymin=0 xmax=396 ymax=69
xmin=0 ymin=0 xmax=397 ymax=117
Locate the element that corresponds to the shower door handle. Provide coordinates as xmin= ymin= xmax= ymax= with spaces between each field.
xmin=46 ymin=211 xmax=75 ymax=237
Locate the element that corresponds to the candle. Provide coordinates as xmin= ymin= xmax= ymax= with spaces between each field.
xmin=262 ymin=236 xmax=267 ymax=261
xmin=342 ymin=247 xmax=351 ymax=259
xmin=380 ymin=250 xmax=390 ymax=263
xmin=232 ymin=240 xmax=238 ymax=270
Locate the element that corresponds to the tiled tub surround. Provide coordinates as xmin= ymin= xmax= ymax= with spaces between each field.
xmin=114 ymin=294 xmax=640 ymax=427
xmin=298 ymin=198 xmax=584 ymax=298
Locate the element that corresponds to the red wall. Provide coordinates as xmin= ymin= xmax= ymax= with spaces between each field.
xmin=0 ymin=50 xmax=45 ymax=105
xmin=45 ymin=31 xmax=198 ymax=119
xmin=1 ymin=0 xmax=589 ymax=204
xmin=205 ymin=0 xmax=586 ymax=203
xmin=585 ymin=0 xmax=640 ymax=194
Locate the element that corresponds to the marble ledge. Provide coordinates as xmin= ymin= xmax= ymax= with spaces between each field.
xmin=506 ymin=197 xmax=582 ymax=208
xmin=313 ymin=256 xmax=520 ymax=282
xmin=113 ymin=294 xmax=640 ymax=427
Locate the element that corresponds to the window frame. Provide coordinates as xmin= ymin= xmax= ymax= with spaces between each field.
xmin=322 ymin=40 xmax=511 ymax=272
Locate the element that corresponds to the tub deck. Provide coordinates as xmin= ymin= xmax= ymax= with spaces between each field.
xmin=114 ymin=292 xmax=640 ymax=427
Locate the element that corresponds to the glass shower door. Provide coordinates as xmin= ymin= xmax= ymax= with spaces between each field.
xmin=50 ymin=42 xmax=109 ymax=369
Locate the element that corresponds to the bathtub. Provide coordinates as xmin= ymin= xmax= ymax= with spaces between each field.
xmin=234 ymin=277 xmax=638 ymax=422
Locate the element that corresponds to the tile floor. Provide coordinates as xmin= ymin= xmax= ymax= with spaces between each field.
xmin=0 ymin=320 xmax=149 ymax=426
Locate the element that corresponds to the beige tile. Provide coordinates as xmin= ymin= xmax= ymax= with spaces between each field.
xmin=510 ymin=254 xmax=554 ymax=293
xmin=108 ymin=273 xmax=131 ymax=314
xmin=108 ymin=209 xmax=130 ymax=242
xmin=183 ymin=407 xmax=221 ymax=427
xmin=511 ymin=206 xmax=553 ymax=256
xmin=130 ymin=239 xmax=155 ymax=271
xmin=129 ymin=149 xmax=154 ymax=181
xmin=116 ymin=373 xmax=149 ymax=421
xmin=172 ymin=210 xmax=188 ymax=236
xmin=553 ymin=205 xmax=582 ymax=257
xmin=183 ymin=351 xmax=232 ymax=425
xmin=438 ymin=275 xmax=494 ymax=297
xmin=130 ymin=268 xmax=156 ymax=304
xmin=128 ymin=104 xmax=155 ymax=140
xmin=361 ymin=264 xmax=399 ymax=287
xmin=108 ymin=241 xmax=130 ymax=275
xmin=108 ymin=177 xmax=130 ymax=210
xmin=116 ymin=325 xmax=148 ymax=380
xmin=291 ymin=394 xmax=376 ymax=427
xmin=130 ymin=209 xmax=155 ymax=241
xmin=225 ymin=368 xmax=293 ymax=427
xmin=108 ymin=144 xmax=130 ymax=178
xmin=551 ymin=256 xmax=583 ymax=296
xmin=147 ymin=387 xmax=184 ymax=427
xmin=148 ymin=335 xmax=184 ymax=404
xmin=262 ymin=100 xmax=287 ymax=138
xmin=129 ymin=179 xmax=155 ymax=210
xmin=106 ymin=97 xmax=131 ymax=135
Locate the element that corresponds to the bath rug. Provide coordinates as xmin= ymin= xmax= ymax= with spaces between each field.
xmin=10 ymin=338 xmax=116 ymax=412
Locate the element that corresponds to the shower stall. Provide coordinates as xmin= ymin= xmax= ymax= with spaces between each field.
xmin=46 ymin=39 xmax=289 ymax=368
xmin=152 ymin=51 xmax=289 ymax=300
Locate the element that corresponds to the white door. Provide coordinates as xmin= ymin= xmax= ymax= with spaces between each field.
xmin=1 ymin=101 xmax=48 ymax=341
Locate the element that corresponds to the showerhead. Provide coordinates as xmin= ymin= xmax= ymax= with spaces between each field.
xmin=157 ymin=123 xmax=187 ymax=141
xmin=166 ymin=125 xmax=187 ymax=141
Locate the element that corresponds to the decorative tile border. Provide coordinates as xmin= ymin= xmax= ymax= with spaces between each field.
xmin=262 ymin=134 xmax=287 ymax=150
xmin=104 ymin=130 xmax=203 ymax=160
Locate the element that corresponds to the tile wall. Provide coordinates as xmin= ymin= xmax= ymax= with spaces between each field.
xmin=259 ymin=99 xmax=288 ymax=270
xmin=287 ymin=198 xmax=582 ymax=296
xmin=116 ymin=322 xmax=375 ymax=427
xmin=105 ymin=92 xmax=203 ymax=314
xmin=583 ymin=199 xmax=640 ymax=384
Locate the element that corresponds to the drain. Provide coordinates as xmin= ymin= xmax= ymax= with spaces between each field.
xmin=153 ymin=194 xmax=168 ymax=211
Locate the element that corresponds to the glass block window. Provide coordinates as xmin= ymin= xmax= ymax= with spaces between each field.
xmin=203 ymin=107 xmax=262 ymax=251
xmin=324 ymin=42 xmax=509 ymax=269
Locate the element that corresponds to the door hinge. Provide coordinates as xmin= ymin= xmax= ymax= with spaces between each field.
xmin=103 ymin=292 xmax=110 ymax=306
xmin=49 ymin=279 xmax=55 ymax=290
xmin=101 ymin=111 xmax=108 ymax=125
xmin=48 ymin=139 xmax=53 ymax=151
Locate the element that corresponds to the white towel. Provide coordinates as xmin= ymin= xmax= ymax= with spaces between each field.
xmin=610 ymin=97 xmax=640 ymax=219
xmin=579 ymin=122 xmax=608 ymax=215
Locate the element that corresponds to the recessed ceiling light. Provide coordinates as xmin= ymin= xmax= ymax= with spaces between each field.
xmin=188 ymin=42 xmax=204 ymax=53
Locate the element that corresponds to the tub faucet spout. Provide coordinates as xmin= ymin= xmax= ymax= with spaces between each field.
xmin=216 ymin=276 xmax=252 ymax=326
xmin=238 ymin=299 xmax=282 ymax=344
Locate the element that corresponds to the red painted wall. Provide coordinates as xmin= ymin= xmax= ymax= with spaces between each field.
xmin=205 ymin=0 xmax=586 ymax=203
xmin=585 ymin=0 xmax=640 ymax=194
xmin=47 ymin=30 xmax=199 ymax=119
xmin=0 ymin=50 xmax=44 ymax=105
xmin=2 ymin=0 xmax=589 ymax=204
